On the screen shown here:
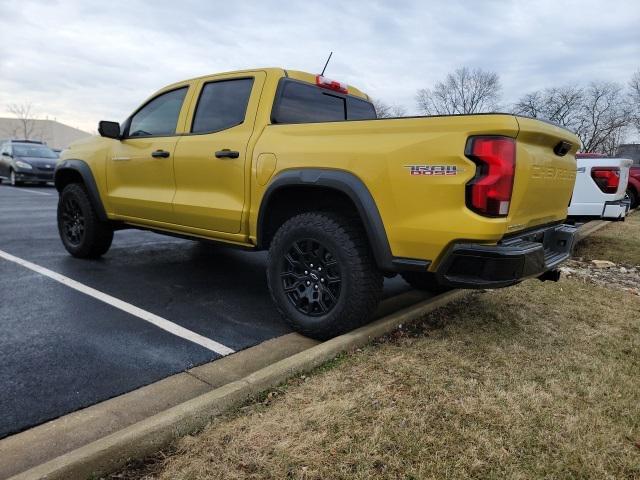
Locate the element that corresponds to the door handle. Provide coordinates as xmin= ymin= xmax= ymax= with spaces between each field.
xmin=215 ymin=149 xmax=240 ymax=159
xmin=151 ymin=150 xmax=170 ymax=158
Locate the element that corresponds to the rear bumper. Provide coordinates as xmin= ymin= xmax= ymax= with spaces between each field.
xmin=435 ymin=223 xmax=577 ymax=289
xmin=568 ymin=199 xmax=629 ymax=220
xmin=602 ymin=199 xmax=629 ymax=220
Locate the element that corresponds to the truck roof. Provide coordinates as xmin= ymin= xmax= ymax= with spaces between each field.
xmin=165 ymin=68 xmax=370 ymax=101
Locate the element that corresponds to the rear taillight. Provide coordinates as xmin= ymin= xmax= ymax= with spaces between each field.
xmin=591 ymin=167 xmax=620 ymax=194
xmin=465 ymin=136 xmax=516 ymax=217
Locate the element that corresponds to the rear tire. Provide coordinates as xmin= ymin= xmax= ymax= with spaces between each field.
xmin=57 ymin=183 xmax=113 ymax=258
xmin=267 ymin=212 xmax=383 ymax=340
xmin=401 ymin=271 xmax=451 ymax=293
xmin=626 ymin=188 xmax=638 ymax=209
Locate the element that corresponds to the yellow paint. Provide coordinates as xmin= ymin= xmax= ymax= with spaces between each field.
xmin=256 ymin=153 xmax=277 ymax=186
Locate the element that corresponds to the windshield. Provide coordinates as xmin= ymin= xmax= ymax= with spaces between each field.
xmin=12 ymin=144 xmax=58 ymax=159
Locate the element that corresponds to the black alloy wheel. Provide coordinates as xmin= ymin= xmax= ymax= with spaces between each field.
xmin=60 ymin=195 xmax=86 ymax=246
xmin=280 ymin=239 xmax=342 ymax=316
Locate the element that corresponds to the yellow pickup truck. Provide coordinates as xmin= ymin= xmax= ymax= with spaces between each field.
xmin=55 ymin=68 xmax=579 ymax=339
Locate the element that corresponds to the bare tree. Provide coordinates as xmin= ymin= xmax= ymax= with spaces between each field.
xmin=416 ymin=67 xmax=501 ymax=115
xmin=7 ymin=103 xmax=38 ymax=139
xmin=513 ymin=82 xmax=632 ymax=155
xmin=372 ymin=99 xmax=407 ymax=118
xmin=513 ymin=86 xmax=583 ymax=131
xmin=630 ymin=70 xmax=640 ymax=134
xmin=576 ymin=82 xmax=632 ymax=155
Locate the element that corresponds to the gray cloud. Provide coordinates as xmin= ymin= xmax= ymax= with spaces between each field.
xmin=0 ymin=0 xmax=637 ymax=131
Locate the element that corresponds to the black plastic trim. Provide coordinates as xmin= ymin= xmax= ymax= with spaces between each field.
xmin=54 ymin=159 xmax=108 ymax=221
xmin=391 ymin=258 xmax=431 ymax=271
xmin=257 ymin=169 xmax=395 ymax=271
xmin=435 ymin=223 xmax=577 ymax=289
xmin=553 ymin=140 xmax=572 ymax=157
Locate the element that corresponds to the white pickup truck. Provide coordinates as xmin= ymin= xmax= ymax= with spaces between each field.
xmin=568 ymin=153 xmax=632 ymax=220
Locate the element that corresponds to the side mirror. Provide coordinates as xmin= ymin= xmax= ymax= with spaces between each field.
xmin=98 ymin=121 xmax=121 ymax=139
xmin=1 ymin=151 xmax=10 ymax=157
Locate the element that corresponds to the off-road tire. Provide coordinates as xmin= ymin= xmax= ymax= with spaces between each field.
xmin=267 ymin=212 xmax=383 ymax=340
xmin=57 ymin=183 xmax=113 ymax=258
xmin=401 ymin=271 xmax=451 ymax=293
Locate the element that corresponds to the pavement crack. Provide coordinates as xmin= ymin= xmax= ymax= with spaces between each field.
xmin=185 ymin=370 xmax=216 ymax=387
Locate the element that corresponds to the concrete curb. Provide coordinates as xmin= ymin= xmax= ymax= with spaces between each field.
xmin=10 ymin=290 xmax=468 ymax=480
xmin=575 ymin=220 xmax=608 ymax=241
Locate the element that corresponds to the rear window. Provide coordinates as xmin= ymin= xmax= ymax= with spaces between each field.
xmin=272 ymin=80 xmax=376 ymax=124
xmin=347 ymin=96 xmax=377 ymax=120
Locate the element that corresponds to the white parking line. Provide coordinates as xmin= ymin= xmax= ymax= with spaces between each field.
xmin=0 ymin=249 xmax=235 ymax=356
xmin=2 ymin=186 xmax=53 ymax=196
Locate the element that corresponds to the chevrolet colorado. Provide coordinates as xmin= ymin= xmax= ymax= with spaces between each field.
xmin=55 ymin=68 xmax=579 ymax=339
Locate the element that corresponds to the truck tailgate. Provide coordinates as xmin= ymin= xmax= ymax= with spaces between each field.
xmin=507 ymin=117 xmax=579 ymax=233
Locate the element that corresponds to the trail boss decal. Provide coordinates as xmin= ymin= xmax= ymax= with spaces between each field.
xmin=405 ymin=165 xmax=460 ymax=176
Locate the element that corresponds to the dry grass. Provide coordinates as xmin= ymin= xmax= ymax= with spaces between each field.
xmin=120 ymin=278 xmax=640 ymax=480
xmin=575 ymin=212 xmax=640 ymax=266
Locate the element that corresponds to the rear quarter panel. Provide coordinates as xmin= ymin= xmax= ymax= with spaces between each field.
xmin=252 ymin=114 xmax=524 ymax=266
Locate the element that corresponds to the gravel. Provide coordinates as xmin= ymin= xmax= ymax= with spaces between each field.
xmin=559 ymin=257 xmax=640 ymax=296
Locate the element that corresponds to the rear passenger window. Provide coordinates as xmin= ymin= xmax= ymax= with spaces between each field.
xmin=272 ymin=80 xmax=377 ymax=124
xmin=191 ymin=78 xmax=254 ymax=134
xmin=273 ymin=81 xmax=346 ymax=123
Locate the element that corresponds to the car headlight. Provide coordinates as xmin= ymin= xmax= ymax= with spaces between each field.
xmin=15 ymin=160 xmax=33 ymax=170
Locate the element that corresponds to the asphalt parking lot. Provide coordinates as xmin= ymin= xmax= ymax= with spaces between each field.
xmin=0 ymin=183 xmax=411 ymax=440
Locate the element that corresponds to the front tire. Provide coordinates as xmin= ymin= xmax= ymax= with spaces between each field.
xmin=267 ymin=212 xmax=383 ymax=340
xmin=10 ymin=170 xmax=23 ymax=186
xmin=57 ymin=183 xmax=113 ymax=258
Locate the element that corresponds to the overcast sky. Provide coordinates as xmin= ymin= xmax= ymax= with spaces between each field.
xmin=0 ymin=0 xmax=638 ymax=132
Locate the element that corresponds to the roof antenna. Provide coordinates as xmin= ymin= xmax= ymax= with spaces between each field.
xmin=320 ymin=51 xmax=333 ymax=76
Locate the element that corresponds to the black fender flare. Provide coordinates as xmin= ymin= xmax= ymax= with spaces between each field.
xmin=55 ymin=159 xmax=108 ymax=221
xmin=257 ymin=168 xmax=397 ymax=271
